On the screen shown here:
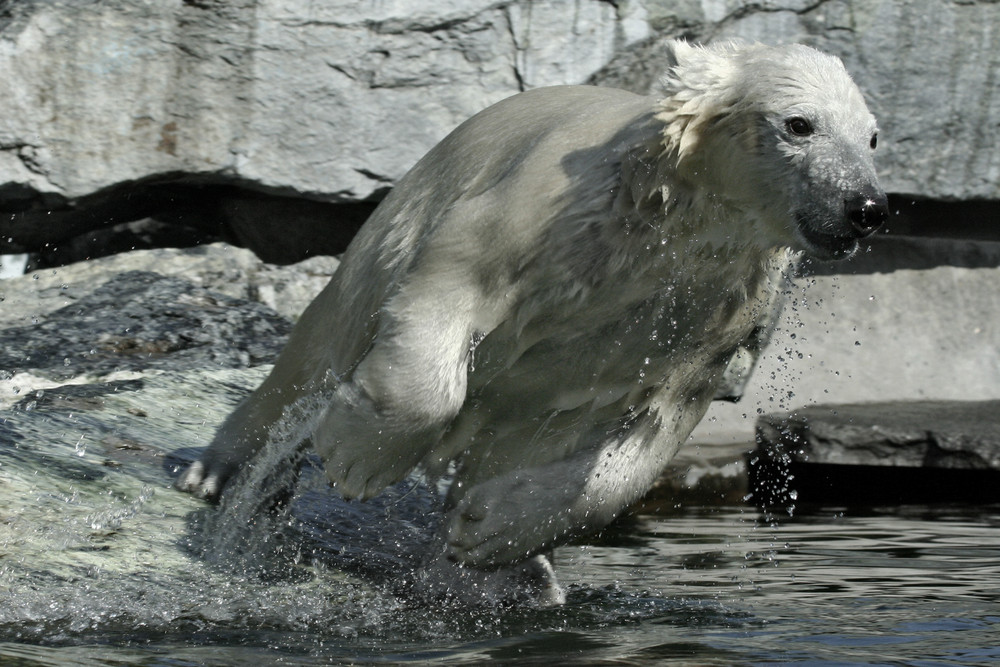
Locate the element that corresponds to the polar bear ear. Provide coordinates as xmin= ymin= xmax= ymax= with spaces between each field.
xmin=662 ymin=39 xmax=693 ymax=71
xmin=657 ymin=40 xmax=751 ymax=166
xmin=659 ymin=39 xmax=750 ymax=97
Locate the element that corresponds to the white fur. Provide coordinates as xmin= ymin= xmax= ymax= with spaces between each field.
xmin=178 ymin=41 xmax=883 ymax=575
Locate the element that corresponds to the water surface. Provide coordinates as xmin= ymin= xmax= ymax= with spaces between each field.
xmin=1 ymin=371 xmax=998 ymax=664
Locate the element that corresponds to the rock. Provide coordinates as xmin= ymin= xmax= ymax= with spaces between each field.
xmin=0 ymin=243 xmax=338 ymax=406
xmin=0 ymin=270 xmax=291 ymax=383
xmin=691 ymin=265 xmax=1000 ymax=446
xmin=1 ymin=242 xmax=339 ymax=327
xmin=1 ymin=0 xmax=998 ymax=261
xmin=750 ymin=401 xmax=1000 ymax=506
xmin=758 ymin=401 xmax=1000 ymax=470
xmin=0 ymin=0 xmax=623 ymax=204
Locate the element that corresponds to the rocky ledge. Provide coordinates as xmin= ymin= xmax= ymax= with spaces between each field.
xmin=751 ymin=402 xmax=1000 ymax=507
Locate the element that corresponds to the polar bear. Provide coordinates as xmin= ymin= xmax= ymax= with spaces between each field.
xmin=179 ymin=41 xmax=885 ymax=582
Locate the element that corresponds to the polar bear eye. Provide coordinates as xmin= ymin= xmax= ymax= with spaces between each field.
xmin=870 ymin=133 xmax=878 ymax=149
xmin=785 ymin=117 xmax=814 ymax=136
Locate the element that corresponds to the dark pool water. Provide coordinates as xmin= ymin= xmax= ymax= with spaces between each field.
xmin=1 ymin=372 xmax=997 ymax=665
xmin=3 ymin=502 xmax=998 ymax=666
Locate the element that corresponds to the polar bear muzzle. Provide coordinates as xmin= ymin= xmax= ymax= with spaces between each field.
xmin=795 ymin=184 xmax=887 ymax=260
xmin=845 ymin=189 xmax=889 ymax=237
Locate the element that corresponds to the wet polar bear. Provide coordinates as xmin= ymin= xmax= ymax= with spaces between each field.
xmin=179 ymin=41 xmax=886 ymax=599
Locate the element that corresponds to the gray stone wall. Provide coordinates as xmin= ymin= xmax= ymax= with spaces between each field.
xmin=1 ymin=0 xmax=998 ymax=259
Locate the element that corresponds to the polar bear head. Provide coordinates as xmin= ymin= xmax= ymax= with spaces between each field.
xmin=659 ymin=41 xmax=887 ymax=260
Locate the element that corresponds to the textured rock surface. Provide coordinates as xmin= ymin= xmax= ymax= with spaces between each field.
xmin=0 ymin=243 xmax=336 ymax=406
xmin=1 ymin=242 xmax=339 ymax=327
xmin=0 ymin=270 xmax=290 ymax=382
xmin=757 ymin=401 xmax=1000 ymax=470
xmin=0 ymin=0 xmax=624 ymax=204
xmin=1 ymin=0 xmax=998 ymax=257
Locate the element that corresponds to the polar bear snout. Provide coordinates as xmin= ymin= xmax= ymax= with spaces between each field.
xmin=793 ymin=184 xmax=888 ymax=260
xmin=845 ymin=189 xmax=888 ymax=237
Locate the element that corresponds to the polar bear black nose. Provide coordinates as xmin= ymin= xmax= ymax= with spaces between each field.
xmin=845 ymin=191 xmax=888 ymax=237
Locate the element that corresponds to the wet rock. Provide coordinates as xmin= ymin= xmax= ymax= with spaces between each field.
xmin=0 ymin=270 xmax=291 ymax=383
xmin=750 ymin=401 xmax=1000 ymax=506
xmin=1 ymin=242 xmax=339 ymax=327
xmin=0 ymin=243 xmax=324 ymax=407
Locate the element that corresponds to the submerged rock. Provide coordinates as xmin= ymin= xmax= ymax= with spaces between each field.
xmin=750 ymin=401 xmax=1000 ymax=506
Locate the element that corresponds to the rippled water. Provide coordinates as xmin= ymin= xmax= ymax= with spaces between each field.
xmin=1 ymin=372 xmax=998 ymax=665
xmin=3 ymin=499 xmax=998 ymax=665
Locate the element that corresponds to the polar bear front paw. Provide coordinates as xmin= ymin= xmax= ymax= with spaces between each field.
xmin=175 ymin=459 xmax=228 ymax=502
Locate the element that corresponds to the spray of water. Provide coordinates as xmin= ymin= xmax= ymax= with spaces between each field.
xmin=194 ymin=390 xmax=335 ymax=576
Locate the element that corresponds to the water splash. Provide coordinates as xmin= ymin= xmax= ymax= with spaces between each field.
xmin=195 ymin=390 xmax=335 ymax=575
xmin=188 ymin=390 xmax=571 ymax=608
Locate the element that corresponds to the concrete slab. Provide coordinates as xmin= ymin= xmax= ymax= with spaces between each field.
xmin=691 ymin=265 xmax=1000 ymax=447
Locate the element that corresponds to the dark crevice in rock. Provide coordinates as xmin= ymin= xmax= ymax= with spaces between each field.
xmin=750 ymin=400 xmax=1000 ymax=506
xmin=3 ymin=175 xmax=997 ymax=276
xmin=804 ymin=194 xmax=1000 ymax=276
xmin=1 ymin=174 xmax=377 ymax=268
xmin=884 ymin=194 xmax=1000 ymax=241
xmin=750 ymin=458 xmax=1000 ymax=507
